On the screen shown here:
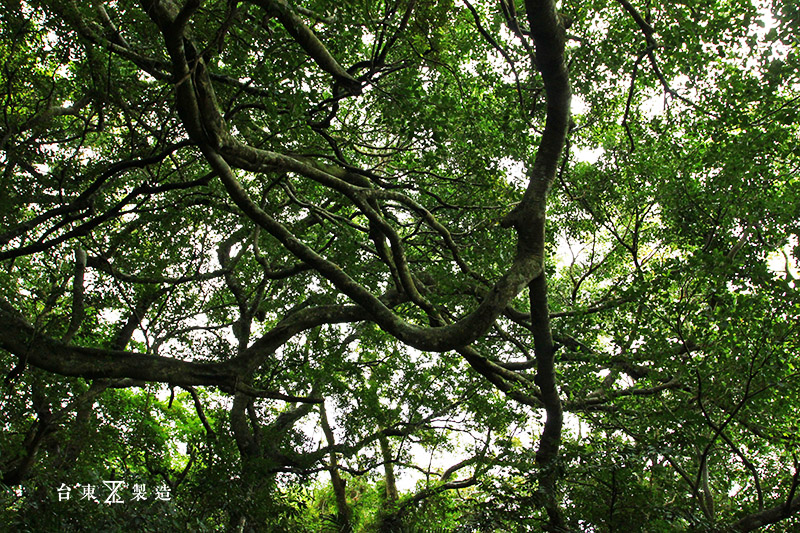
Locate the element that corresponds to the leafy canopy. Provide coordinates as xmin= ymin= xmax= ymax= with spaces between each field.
xmin=1 ymin=0 xmax=799 ymax=531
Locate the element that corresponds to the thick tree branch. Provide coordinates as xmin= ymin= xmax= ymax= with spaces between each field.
xmin=729 ymin=492 xmax=800 ymax=532
xmin=61 ymin=247 xmax=87 ymax=344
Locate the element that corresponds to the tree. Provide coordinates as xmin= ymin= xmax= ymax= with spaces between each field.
xmin=1 ymin=0 xmax=798 ymax=531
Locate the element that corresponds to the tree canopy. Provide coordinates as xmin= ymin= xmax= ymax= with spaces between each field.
xmin=1 ymin=0 xmax=799 ymax=531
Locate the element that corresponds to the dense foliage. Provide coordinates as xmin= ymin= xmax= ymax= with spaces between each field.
xmin=1 ymin=0 xmax=799 ymax=531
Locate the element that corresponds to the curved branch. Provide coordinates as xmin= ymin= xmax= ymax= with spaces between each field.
xmin=249 ymin=0 xmax=361 ymax=94
xmin=0 ymin=295 xmax=399 ymax=392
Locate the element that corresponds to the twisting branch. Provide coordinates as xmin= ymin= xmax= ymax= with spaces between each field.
xmin=463 ymin=0 xmax=526 ymax=108
xmin=615 ymin=0 xmax=713 ymax=115
xmin=621 ymin=47 xmax=652 ymax=152
xmin=515 ymin=0 xmax=572 ymax=529
xmin=146 ymin=0 xmax=549 ymax=354
xmin=249 ymin=0 xmax=361 ymax=95
xmin=183 ymin=386 xmax=216 ymax=439
xmin=500 ymin=0 xmax=535 ymax=57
